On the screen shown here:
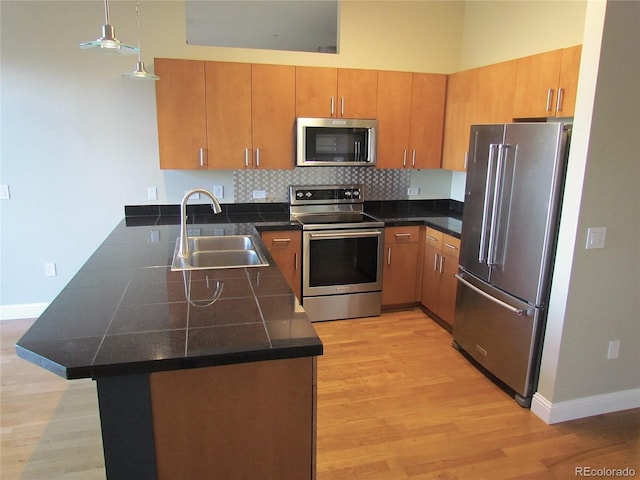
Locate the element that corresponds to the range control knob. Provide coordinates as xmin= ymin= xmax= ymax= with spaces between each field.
xmin=352 ymin=189 xmax=361 ymax=197
xmin=344 ymin=190 xmax=352 ymax=197
xmin=296 ymin=191 xmax=304 ymax=198
xmin=305 ymin=191 xmax=313 ymax=198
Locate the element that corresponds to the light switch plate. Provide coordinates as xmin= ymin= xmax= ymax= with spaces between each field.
xmin=147 ymin=187 xmax=158 ymax=201
xmin=0 ymin=184 xmax=10 ymax=200
xmin=213 ymin=185 xmax=224 ymax=199
xmin=253 ymin=190 xmax=267 ymax=199
xmin=586 ymin=227 xmax=607 ymax=249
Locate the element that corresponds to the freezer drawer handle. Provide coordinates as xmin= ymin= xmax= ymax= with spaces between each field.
xmin=455 ymin=274 xmax=529 ymax=316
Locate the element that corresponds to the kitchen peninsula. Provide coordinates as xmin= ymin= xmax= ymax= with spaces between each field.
xmin=15 ymin=209 xmax=322 ymax=480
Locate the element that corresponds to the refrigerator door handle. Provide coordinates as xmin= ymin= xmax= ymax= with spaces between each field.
xmin=487 ymin=144 xmax=507 ymax=267
xmin=479 ymin=144 xmax=498 ymax=263
xmin=455 ymin=274 xmax=530 ymax=316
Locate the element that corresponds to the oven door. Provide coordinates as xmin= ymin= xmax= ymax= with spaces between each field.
xmin=302 ymin=228 xmax=384 ymax=297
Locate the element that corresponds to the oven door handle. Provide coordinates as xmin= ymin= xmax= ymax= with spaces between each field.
xmin=309 ymin=231 xmax=383 ymax=239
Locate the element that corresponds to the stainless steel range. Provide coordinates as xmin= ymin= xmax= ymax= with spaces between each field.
xmin=290 ymin=184 xmax=385 ymax=322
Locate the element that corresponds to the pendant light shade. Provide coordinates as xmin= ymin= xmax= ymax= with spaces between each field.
xmin=79 ymin=0 xmax=138 ymax=55
xmin=123 ymin=0 xmax=159 ymax=80
xmin=123 ymin=60 xmax=159 ymax=80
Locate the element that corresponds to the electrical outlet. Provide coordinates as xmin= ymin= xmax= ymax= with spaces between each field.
xmin=186 ymin=191 xmax=200 ymax=200
xmin=44 ymin=262 xmax=57 ymax=277
xmin=607 ymin=340 xmax=620 ymax=359
xmin=149 ymin=230 xmax=160 ymax=243
xmin=0 ymin=184 xmax=10 ymax=200
xmin=586 ymin=227 xmax=607 ymax=249
xmin=147 ymin=187 xmax=158 ymax=201
xmin=213 ymin=185 xmax=224 ymax=199
xmin=252 ymin=190 xmax=267 ymax=199
xmin=407 ymin=187 xmax=420 ymax=196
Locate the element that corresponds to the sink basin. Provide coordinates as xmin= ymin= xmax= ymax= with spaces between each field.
xmin=171 ymin=235 xmax=270 ymax=271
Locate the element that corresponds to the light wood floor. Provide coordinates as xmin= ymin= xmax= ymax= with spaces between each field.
xmin=1 ymin=310 xmax=638 ymax=479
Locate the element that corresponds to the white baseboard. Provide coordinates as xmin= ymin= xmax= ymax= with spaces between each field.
xmin=0 ymin=303 xmax=48 ymax=321
xmin=531 ymin=388 xmax=640 ymax=424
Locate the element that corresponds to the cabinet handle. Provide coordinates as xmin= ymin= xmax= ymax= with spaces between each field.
xmin=294 ymin=252 xmax=298 ymax=271
xmin=412 ymin=149 xmax=416 ymax=167
xmin=272 ymin=238 xmax=291 ymax=244
xmin=402 ymin=149 xmax=407 ymax=167
xmin=330 ymin=96 xmax=335 ymax=116
xmin=387 ymin=247 xmax=392 ymax=265
xmin=444 ymin=242 xmax=458 ymax=251
xmin=394 ymin=233 xmax=412 ymax=239
xmin=545 ymin=88 xmax=554 ymax=112
xmin=426 ymin=235 xmax=438 ymax=241
xmin=244 ymin=148 xmax=250 ymax=168
xmin=340 ymin=97 xmax=345 ymax=117
xmin=464 ymin=151 xmax=468 ymax=170
xmin=255 ymin=148 xmax=260 ymax=167
xmin=199 ymin=148 xmax=206 ymax=167
xmin=433 ymin=253 xmax=439 ymax=271
xmin=439 ymin=254 xmax=445 ymax=274
xmin=556 ymin=87 xmax=564 ymax=113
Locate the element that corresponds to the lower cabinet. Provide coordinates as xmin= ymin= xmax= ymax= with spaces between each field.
xmin=421 ymin=227 xmax=461 ymax=329
xmin=149 ymin=357 xmax=316 ymax=479
xmin=382 ymin=226 xmax=421 ymax=307
xmin=261 ymin=230 xmax=302 ymax=300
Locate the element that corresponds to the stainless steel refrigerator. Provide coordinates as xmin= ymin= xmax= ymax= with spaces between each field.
xmin=453 ymin=122 xmax=570 ymax=407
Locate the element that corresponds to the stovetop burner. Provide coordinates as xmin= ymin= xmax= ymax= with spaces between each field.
xmin=289 ymin=184 xmax=384 ymax=230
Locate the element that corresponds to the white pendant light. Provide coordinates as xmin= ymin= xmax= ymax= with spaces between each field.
xmin=79 ymin=0 xmax=139 ymax=55
xmin=123 ymin=0 xmax=159 ymax=80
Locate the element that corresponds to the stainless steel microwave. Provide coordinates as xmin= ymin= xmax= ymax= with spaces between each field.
xmin=296 ymin=117 xmax=377 ymax=167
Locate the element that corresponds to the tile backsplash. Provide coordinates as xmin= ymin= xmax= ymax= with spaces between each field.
xmin=234 ymin=167 xmax=411 ymax=203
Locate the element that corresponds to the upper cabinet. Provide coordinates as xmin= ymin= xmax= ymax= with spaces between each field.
xmin=155 ymin=59 xmax=208 ymax=170
xmin=442 ymin=60 xmax=517 ymax=171
xmin=250 ymin=64 xmax=296 ymax=169
xmin=156 ymin=59 xmax=295 ymax=170
xmin=512 ymin=45 xmax=582 ymax=118
xmin=295 ymin=66 xmax=378 ymax=119
xmin=376 ymin=71 xmax=446 ymax=169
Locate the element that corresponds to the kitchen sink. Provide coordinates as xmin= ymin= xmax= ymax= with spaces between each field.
xmin=171 ymin=235 xmax=270 ymax=271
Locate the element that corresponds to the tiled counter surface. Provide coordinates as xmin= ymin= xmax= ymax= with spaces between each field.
xmin=16 ymin=219 xmax=319 ymax=380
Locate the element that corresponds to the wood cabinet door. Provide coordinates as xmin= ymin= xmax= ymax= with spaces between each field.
xmin=512 ymin=49 xmax=563 ymax=118
xmin=475 ymin=60 xmax=518 ymax=124
xmin=437 ymin=235 xmax=461 ymax=326
xmin=155 ymin=58 xmax=207 ymax=170
xmin=376 ymin=70 xmax=412 ymax=169
xmin=205 ymin=61 xmax=252 ymax=169
xmin=556 ymin=45 xmax=582 ymax=117
xmin=442 ymin=68 xmax=479 ymax=171
xmin=337 ymin=68 xmax=378 ymax=119
xmin=251 ymin=64 xmax=296 ymax=169
xmin=261 ymin=231 xmax=302 ymax=300
xmin=421 ymin=243 xmax=441 ymax=313
xmin=295 ymin=66 xmax=338 ymax=118
xmin=382 ymin=227 xmax=420 ymax=306
xmin=409 ymin=73 xmax=447 ymax=169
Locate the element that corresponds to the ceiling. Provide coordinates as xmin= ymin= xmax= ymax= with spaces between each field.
xmin=185 ymin=0 xmax=339 ymax=53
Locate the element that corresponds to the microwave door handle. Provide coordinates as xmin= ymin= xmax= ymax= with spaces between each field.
xmin=479 ymin=144 xmax=497 ymax=263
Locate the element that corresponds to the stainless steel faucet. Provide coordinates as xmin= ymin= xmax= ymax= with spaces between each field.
xmin=178 ymin=188 xmax=222 ymax=258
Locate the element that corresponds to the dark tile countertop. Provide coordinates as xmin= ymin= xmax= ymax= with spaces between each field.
xmin=16 ymin=220 xmax=320 ymax=380
xmin=16 ymin=199 xmax=462 ymax=381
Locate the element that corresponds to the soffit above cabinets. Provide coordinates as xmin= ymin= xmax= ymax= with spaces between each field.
xmin=185 ymin=0 xmax=339 ymax=53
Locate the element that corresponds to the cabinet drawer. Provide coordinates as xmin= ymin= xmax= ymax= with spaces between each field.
xmin=261 ymin=232 xmax=299 ymax=249
xmin=441 ymin=234 xmax=460 ymax=257
xmin=385 ymin=226 xmax=420 ymax=244
xmin=425 ymin=227 xmax=444 ymax=249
